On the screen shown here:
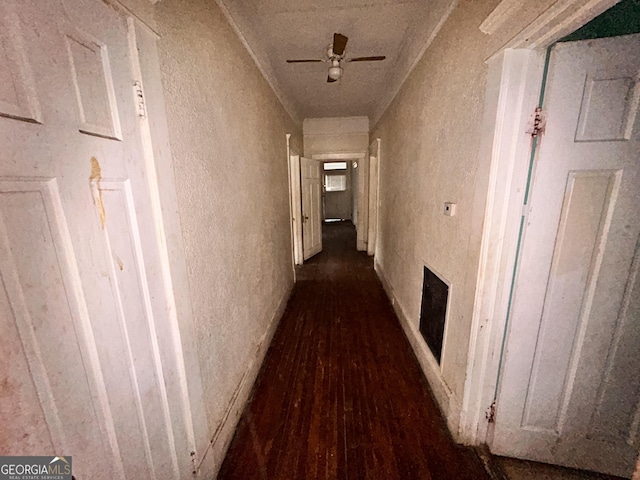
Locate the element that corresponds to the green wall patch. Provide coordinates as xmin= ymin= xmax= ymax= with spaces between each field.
xmin=560 ymin=0 xmax=640 ymax=42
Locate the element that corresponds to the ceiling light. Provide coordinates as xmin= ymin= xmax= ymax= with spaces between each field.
xmin=328 ymin=60 xmax=343 ymax=80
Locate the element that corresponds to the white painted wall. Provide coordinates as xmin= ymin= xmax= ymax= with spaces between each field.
xmin=371 ymin=0 xmax=561 ymax=440
xmin=154 ymin=0 xmax=301 ymax=474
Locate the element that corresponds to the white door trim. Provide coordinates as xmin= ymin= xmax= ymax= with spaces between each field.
xmin=286 ymin=135 xmax=303 ymax=269
xmin=312 ymin=152 xmax=368 ymax=250
xmin=367 ymin=138 xmax=381 ymax=257
xmin=461 ymin=0 xmax=624 ymax=447
xmin=126 ymin=17 xmax=210 ymax=476
xmin=498 ymin=0 xmax=621 ymax=51
xmin=461 ymin=48 xmax=546 ymax=445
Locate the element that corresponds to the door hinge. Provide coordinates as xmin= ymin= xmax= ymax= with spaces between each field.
xmin=529 ymin=107 xmax=544 ymax=138
xmin=190 ymin=450 xmax=197 ymax=477
xmin=133 ymin=80 xmax=147 ymax=118
xmin=486 ymin=401 xmax=496 ymax=423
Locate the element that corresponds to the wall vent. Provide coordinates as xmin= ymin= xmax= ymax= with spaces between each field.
xmin=419 ymin=266 xmax=449 ymax=364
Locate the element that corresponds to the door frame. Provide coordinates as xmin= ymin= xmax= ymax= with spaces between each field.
xmin=460 ymin=0 xmax=623 ymax=447
xmin=367 ymin=138 xmax=381 ymax=257
xmin=312 ymin=152 xmax=368 ymax=250
xmin=128 ymin=19 xmax=201 ymax=474
xmin=98 ymin=3 xmax=212 ymax=475
xmin=286 ymin=134 xmax=303 ymax=268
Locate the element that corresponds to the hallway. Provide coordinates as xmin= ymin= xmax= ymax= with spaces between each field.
xmin=218 ymin=222 xmax=490 ymax=479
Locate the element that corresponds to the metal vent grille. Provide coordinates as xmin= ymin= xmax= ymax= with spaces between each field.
xmin=419 ymin=266 xmax=449 ymax=364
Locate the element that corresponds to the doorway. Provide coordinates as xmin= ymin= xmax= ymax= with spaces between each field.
xmin=289 ymin=151 xmax=369 ymax=265
xmin=322 ymin=161 xmax=353 ymax=223
xmin=312 ymin=152 xmax=368 ymax=252
xmin=491 ymin=31 xmax=640 ymax=478
xmin=462 ymin=1 xmax=640 ymax=478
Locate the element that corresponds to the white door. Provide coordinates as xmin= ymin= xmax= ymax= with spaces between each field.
xmin=0 ymin=1 xmax=190 ymax=478
xmin=492 ymin=34 xmax=640 ymax=478
xmin=288 ymin=153 xmax=304 ymax=265
xmin=301 ymin=157 xmax=322 ymax=260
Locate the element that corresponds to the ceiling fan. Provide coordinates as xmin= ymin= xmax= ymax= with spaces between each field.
xmin=286 ymin=33 xmax=386 ymax=83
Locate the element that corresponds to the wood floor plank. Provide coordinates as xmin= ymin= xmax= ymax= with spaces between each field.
xmin=218 ymin=222 xmax=490 ymax=480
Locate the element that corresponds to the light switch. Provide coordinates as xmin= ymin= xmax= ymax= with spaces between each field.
xmin=444 ymin=202 xmax=456 ymax=216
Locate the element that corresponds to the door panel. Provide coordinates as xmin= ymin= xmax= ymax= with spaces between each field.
xmin=0 ymin=0 xmax=187 ymax=478
xmin=0 ymin=2 xmax=41 ymax=123
xmin=0 ymin=179 xmax=114 ymax=476
xmin=64 ymin=26 xmax=122 ymax=140
xmin=519 ymin=170 xmax=619 ymax=432
xmin=301 ymin=157 xmax=322 ymax=260
xmin=492 ymin=34 xmax=640 ymax=478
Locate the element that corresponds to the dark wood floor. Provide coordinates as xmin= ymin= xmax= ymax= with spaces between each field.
xmin=218 ymin=222 xmax=490 ymax=479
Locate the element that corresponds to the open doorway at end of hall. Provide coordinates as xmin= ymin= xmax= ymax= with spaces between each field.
xmin=288 ymin=148 xmax=373 ymax=266
xmin=322 ymin=160 xmax=356 ymax=225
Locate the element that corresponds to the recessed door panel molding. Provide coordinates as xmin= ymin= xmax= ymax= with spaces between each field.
xmin=94 ymin=179 xmax=178 ymax=479
xmin=0 ymin=178 xmax=117 ymax=478
xmin=587 ymin=237 xmax=640 ymax=447
xmin=521 ymin=169 xmax=619 ymax=432
xmin=0 ymin=1 xmax=42 ymax=123
xmin=0 ymin=276 xmax=54 ymax=455
xmin=64 ymin=27 xmax=122 ymax=140
xmin=575 ymin=70 xmax=640 ymax=142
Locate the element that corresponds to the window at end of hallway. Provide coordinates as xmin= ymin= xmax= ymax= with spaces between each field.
xmin=325 ymin=175 xmax=347 ymax=192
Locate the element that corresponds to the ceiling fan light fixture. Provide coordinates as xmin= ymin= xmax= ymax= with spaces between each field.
xmin=328 ymin=60 xmax=343 ymax=80
xmin=287 ymin=33 xmax=385 ymax=82
xmin=328 ymin=65 xmax=343 ymax=80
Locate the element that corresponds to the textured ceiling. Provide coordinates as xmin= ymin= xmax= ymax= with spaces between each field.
xmin=216 ymin=0 xmax=457 ymax=124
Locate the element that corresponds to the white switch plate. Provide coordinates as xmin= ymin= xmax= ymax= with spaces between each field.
xmin=444 ymin=202 xmax=456 ymax=216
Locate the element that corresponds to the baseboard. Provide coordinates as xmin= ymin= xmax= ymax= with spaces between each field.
xmin=374 ymin=260 xmax=463 ymax=442
xmin=196 ymin=283 xmax=293 ymax=479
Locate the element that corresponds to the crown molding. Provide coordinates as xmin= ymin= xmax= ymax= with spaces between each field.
xmin=480 ymin=0 xmax=528 ymax=35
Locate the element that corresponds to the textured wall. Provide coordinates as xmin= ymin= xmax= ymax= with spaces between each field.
xmin=303 ymin=117 xmax=370 ymax=157
xmin=154 ymin=0 xmax=301 ymax=443
xmin=371 ymin=0 xmax=556 ymax=404
xmin=304 ymin=133 xmax=370 ymax=157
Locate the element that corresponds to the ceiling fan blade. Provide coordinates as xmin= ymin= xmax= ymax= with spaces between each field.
xmin=347 ymin=56 xmax=386 ymax=62
xmin=286 ymin=59 xmax=323 ymax=63
xmin=327 ymin=76 xmax=337 ymax=83
xmin=333 ymin=33 xmax=348 ymax=56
